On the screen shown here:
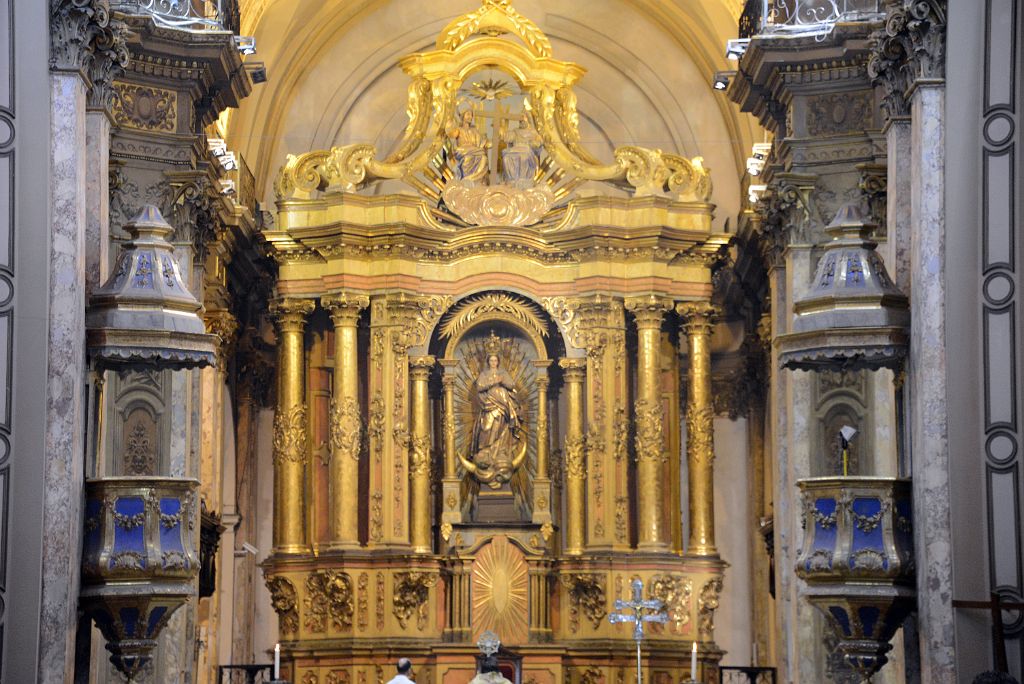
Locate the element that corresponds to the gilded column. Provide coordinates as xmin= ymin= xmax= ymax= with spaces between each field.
xmin=559 ymin=358 xmax=587 ymax=555
xmin=322 ymin=292 xmax=369 ymax=549
xmin=532 ymin=361 xmax=552 ymax=527
xmin=409 ymin=355 xmax=436 ymax=553
xmin=678 ymin=302 xmax=717 ymax=556
xmin=440 ymin=360 xmax=463 ymax=534
xmin=626 ymin=296 xmax=672 ymax=550
xmin=270 ymin=298 xmax=315 ymax=554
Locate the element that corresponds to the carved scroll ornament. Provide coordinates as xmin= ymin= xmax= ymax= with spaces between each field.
xmin=304 ymin=570 xmax=355 ymax=632
xmin=265 ymin=575 xmax=299 ymax=634
xmin=392 ymin=572 xmax=438 ymax=630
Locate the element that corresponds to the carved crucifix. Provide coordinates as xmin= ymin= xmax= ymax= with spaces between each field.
xmin=608 ymin=578 xmax=668 ymax=684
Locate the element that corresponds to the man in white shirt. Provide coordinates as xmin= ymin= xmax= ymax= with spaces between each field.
xmin=386 ymin=658 xmax=416 ymax=684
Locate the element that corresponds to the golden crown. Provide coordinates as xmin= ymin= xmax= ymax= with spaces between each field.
xmin=483 ymin=331 xmax=503 ymax=355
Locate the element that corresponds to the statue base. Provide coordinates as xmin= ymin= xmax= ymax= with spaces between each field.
xmin=475 ymin=486 xmax=521 ymax=523
xmin=443 ymin=182 xmax=555 ymax=227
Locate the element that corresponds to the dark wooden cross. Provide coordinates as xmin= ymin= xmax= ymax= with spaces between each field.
xmin=953 ymin=592 xmax=1024 ymax=673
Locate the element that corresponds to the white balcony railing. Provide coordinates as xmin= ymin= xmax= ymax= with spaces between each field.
xmin=113 ymin=0 xmax=227 ymax=31
xmin=761 ymin=0 xmax=884 ymax=38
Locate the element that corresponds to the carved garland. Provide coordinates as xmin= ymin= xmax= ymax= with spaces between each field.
xmin=304 ymin=570 xmax=355 ymax=632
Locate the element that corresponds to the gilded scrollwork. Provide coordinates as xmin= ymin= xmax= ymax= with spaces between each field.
xmin=649 ymin=574 xmax=693 ymax=634
xmin=439 ymin=293 xmax=548 ymax=345
xmin=265 ymin=575 xmax=299 ymax=634
xmin=330 ymin=397 xmax=363 ymax=463
xmin=685 ymin=405 xmax=715 ymax=466
xmin=560 ymin=573 xmax=607 ymax=632
xmin=697 ymin=577 xmax=723 ymax=641
xmin=633 ymin=398 xmax=664 ymax=465
xmin=273 ymin=405 xmax=309 ymax=465
xmin=305 ymin=570 xmax=355 ymax=632
xmin=357 ymin=572 xmax=369 ymax=631
xmin=563 ymin=435 xmax=587 ymax=480
xmin=392 ymin=572 xmax=438 ymax=630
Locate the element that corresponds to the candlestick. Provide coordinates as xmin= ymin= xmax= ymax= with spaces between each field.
xmin=274 ymin=643 xmax=281 ymax=679
xmin=690 ymin=641 xmax=697 ymax=680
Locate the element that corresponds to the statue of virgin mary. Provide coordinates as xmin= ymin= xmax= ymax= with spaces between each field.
xmin=469 ymin=349 xmax=523 ymax=487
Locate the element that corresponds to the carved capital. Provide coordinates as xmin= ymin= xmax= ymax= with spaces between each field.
xmin=676 ymin=302 xmax=717 ymax=338
xmin=624 ymin=295 xmax=672 ymax=329
xmin=409 ymin=355 xmax=436 ymax=380
xmin=85 ymin=13 xmax=128 ymax=111
xmin=51 ymin=0 xmax=111 ymax=74
xmin=869 ymin=0 xmax=947 ymax=120
xmin=269 ymin=298 xmax=315 ymax=332
xmin=558 ymin=357 xmax=587 ymax=383
xmin=204 ymin=310 xmax=238 ymax=368
xmin=322 ymin=292 xmax=370 ymax=326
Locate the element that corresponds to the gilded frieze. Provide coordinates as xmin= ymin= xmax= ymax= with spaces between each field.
xmin=304 ymin=570 xmax=355 ymax=632
xmin=648 ymin=574 xmax=693 ymax=635
xmin=111 ymin=82 xmax=177 ymax=132
xmin=392 ymin=572 xmax=437 ymax=630
xmin=560 ymin=573 xmax=607 ymax=632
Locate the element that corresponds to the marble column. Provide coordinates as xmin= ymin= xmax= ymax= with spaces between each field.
xmin=625 ymin=296 xmax=672 ymax=551
xmin=678 ymin=302 xmax=717 ymax=557
xmin=559 ymin=358 xmax=586 ymax=555
xmin=269 ymin=298 xmax=314 ymax=554
xmin=409 ymin=355 xmax=435 ymax=554
xmin=322 ymin=293 xmax=369 ymax=549
xmin=40 ymin=66 xmax=89 ymax=683
xmin=909 ymin=82 xmax=956 ymax=683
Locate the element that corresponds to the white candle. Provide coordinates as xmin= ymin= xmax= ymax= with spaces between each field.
xmin=690 ymin=641 xmax=697 ymax=680
xmin=274 ymin=643 xmax=281 ymax=679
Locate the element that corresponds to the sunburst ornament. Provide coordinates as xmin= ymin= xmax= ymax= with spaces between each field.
xmin=468 ymin=77 xmax=516 ymax=101
xmin=472 ymin=535 xmax=530 ymax=644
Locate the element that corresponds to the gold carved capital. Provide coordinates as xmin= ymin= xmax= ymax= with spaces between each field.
xmin=625 ymin=295 xmax=673 ymax=329
xmin=558 ymin=357 xmax=587 ymax=383
xmin=269 ymin=298 xmax=315 ymax=332
xmin=204 ymin=309 xmax=238 ymax=367
xmin=409 ymin=355 xmax=436 ymax=380
xmin=322 ymin=292 xmax=370 ymax=326
xmin=676 ymin=301 xmax=717 ymax=337
xmin=383 ymin=294 xmax=452 ymax=349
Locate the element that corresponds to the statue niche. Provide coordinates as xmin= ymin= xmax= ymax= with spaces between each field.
xmin=454 ymin=330 xmax=536 ymax=522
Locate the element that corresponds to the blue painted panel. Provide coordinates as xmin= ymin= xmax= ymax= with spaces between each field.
xmin=859 ymin=606 xmax=881 ymax=639
xmin=850 ymin=497 xmax=887 ymax=571
xmin=82 ymin=498 xmax=103 ymax=562
xmin=812 ymin=497 xmax=838 ymax=554
xmin=146 ymin=606 xmax=167 ymax=637
xmin=119 ymin=607 xmax=140 ymax=638
xmin=158 ymin=497 xmax=185 ymax=556
xmin=111 ymin=496 xmax=146 ymax=570
xmin=829 ymin=606 xmax=852 ymax=636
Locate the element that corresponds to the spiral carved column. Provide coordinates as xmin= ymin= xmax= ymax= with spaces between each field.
xmin=626 ymin=296 xmax=672 ymax=550
xmin=678 ymin=302 xmax=717 ymax=556
xmin=409 ymin=355 xmax=435 ymax=553
xmin=269 ymin=298 xmax=315 ymax=554
xmin=559 ymin=358 xmax=587 ymax=555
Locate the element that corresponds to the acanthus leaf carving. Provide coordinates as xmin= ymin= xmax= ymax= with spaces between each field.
xmin=633 ymin=398 xmax=665 ymax=465
xmin=265 ymin=575 xmax=299 ymax=634
xmin=392 ymin=571 xmax=438 ymax=630
xmin=697 ymin=576 xmax=723 ymax=641
xmin=559 ymin=573 xmax=607 ymax=632
xmin=304 ymin=570 xmax=355 ymax=633
xmin=330 ymin=397 xmax=363 ymax=463
xmin=273 ymin=405 xmax=309 ymax=465
xmin=649 ymin=574 xmax=693 ymax=634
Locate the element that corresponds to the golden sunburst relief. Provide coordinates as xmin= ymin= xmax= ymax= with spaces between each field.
xmin=471 ymin=535 xmax=530 ymax=645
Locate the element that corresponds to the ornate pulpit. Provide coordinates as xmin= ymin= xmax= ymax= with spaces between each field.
xmin=260 ymin=2 xmax=731 ymax=683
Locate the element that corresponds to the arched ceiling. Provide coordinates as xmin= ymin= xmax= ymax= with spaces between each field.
xmin=228 ymin=0 xmax=762 ymax=230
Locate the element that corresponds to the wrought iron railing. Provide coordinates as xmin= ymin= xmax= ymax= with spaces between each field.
xmin=746 ymin=0 xmax=884 ymax=39
xmin=720 ymin=666 xmax=778 ymax=684
xmin=113 ymin=0 xmax=240 ymax=33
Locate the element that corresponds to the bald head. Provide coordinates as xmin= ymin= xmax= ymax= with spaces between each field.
xmin=397 ymin=658 xmax=412 ymax=675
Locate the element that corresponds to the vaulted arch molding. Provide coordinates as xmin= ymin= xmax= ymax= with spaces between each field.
xmin=230 ymin=0 xmax=756 ymax=205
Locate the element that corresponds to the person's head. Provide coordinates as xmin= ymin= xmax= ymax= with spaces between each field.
xmin=461 ymin=109 xmax=474 ymax=125
xmin=519 ymin=113 xmax=530 ymax=129
xmin=397 ymin=658 xmax=412 ymax=675
xmin=973 ymin=673 xmax=1019 ymax=684
xmin=487 ymin=354 xmax=499 ymax=369
xmin=481 ymin=656 xmax=500 ymax=674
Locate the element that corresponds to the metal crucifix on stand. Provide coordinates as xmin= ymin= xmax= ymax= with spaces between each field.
xmin=609 ymin=578 xmax=668 ymax=684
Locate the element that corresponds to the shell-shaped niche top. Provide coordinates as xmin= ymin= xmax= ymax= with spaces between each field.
xmin=274 ymin=0 xmax=712 ymax=227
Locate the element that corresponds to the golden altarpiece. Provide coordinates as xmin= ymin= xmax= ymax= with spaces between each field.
xmin=262 ymin=2 xmax=730 ymax=683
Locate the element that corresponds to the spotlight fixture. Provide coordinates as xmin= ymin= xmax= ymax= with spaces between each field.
xmin=207 ymin=137 xmax=227 ymax=157
xmin=247 ymin=62 xmax=268 ymax=84
xmin=218 ymin=179 xmax=236 ymax=196
xmin=745 ymin=142 xmax=773 ymax=177
xmin=725 ymin=38 xmax=750 ymax=61
xmin=748 ymin=183 xmax=768 ymax=204
xmin=713 ymin=70 xmax=735 ymax=91
xmin=234 ymin=35 xmax=257 ymax=55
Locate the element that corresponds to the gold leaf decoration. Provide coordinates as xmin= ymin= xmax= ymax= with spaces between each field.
xmin=471 ymin=535 xmax=529 ymax=644
xmin=439 ymin=292 xmax=548 ymax=343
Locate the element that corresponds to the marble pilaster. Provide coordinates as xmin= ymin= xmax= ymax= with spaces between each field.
xmin=909 ymin=82 xmax=956 ymax=684
xmin=886 ymin=120 xmax=913 ymax=296
xmin=84 ymin=112 xmax=110 ymax=297
xmin=39 ymin=70 xmax=88 ymax=684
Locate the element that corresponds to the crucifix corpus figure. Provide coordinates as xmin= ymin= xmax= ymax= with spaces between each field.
xmin=608 ymin=578 xmax=668 ymax=684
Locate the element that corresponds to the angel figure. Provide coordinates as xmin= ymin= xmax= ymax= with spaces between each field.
xmin=447 ymin=108 xmax=491 ymax=184
xmin=501 ymin=112 xmax=542 ymax=187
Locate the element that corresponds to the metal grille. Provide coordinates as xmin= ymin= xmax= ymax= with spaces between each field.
xmin=720 ymin=666 xmax=778 ymax=684
xmin=760 ymin=0 xmax=883 ymax=38
xmin=218 ymin=664 xmax=274 ymax=684
xmin=112 ymin=0 xmax=230 ymax=31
